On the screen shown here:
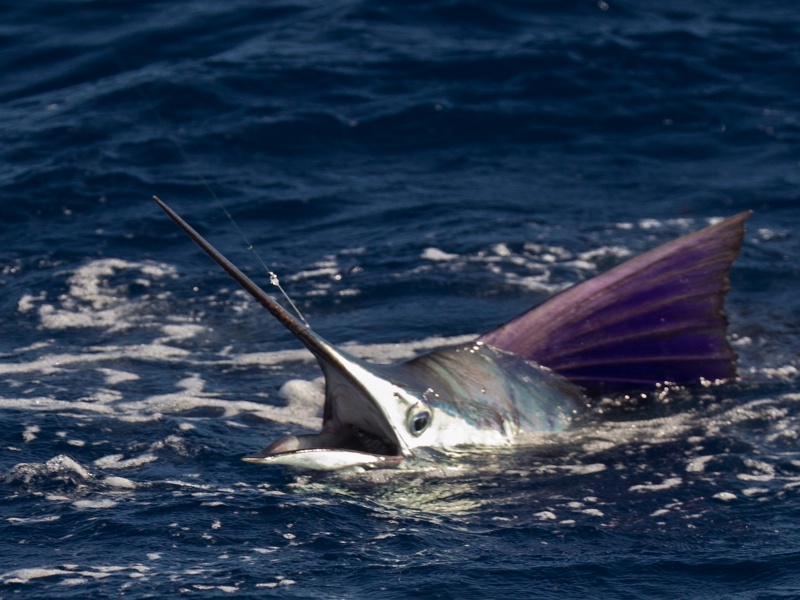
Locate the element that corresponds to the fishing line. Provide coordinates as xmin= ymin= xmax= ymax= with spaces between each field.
xmin=113 ymin=51 xmax=310 ymax=328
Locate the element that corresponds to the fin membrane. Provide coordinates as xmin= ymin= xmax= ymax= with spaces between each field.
xmin=478 ymin=213 xmax=750 ymax=389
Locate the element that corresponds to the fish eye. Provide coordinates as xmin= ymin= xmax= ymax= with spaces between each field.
xmin=406 ymin=404 xmax=432 ymax=436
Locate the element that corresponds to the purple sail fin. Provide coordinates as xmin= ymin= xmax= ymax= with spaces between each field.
xmin=478 ymin=213 xmax=750 ymax=389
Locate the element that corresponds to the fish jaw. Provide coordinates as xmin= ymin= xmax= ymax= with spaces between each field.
xmin=243 ymin=344 xmax=421 ymax=470
xmin=242 ymin=433 xmax=403 ymax=471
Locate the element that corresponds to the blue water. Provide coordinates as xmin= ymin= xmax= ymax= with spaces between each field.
xmin=2 ymin=1 xmax=800 ymax=597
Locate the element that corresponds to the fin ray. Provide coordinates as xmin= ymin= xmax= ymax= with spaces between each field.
xmin=478 ymin=213 xmax=750 ymax=389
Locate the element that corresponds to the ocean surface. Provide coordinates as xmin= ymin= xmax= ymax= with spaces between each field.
xmin=1 ymin=1 xmax=799 ymax=598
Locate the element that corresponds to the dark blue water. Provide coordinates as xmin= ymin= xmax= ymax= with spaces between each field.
xmin=2 ymin=1 xmax=800 ymax=597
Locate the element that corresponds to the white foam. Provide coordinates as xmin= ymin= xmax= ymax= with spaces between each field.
xmin=0 ymin=563 xmax=147 ymax=585
xmin=17 ymin=291 xmax=46 ymax=313
xmin=759 ymin=365 xmax=798 ymax=380
xmin=278 ymin=378 xmax=325 ymax=407
xmin=102 ymin=476 xmax=137 ymax=489
xmin=0 ymin=344 xmax=191 ymax=376
xmin=256 ymin=577 xmax=296 ymax=588
xmin=410 ymin=237 xmax=614 ymax=294
xmin=30 ymin=258 xmax=178 ymax=332
xmin=629 ymin=477 xmax=682 ymax=493
xmin=421 ymin=247 xmax=458 ymax=261
xmin=94 ymin=453 xmax=158 ymax=470
xmin=737 ymin=473 xmax=774 ymax=482
xmin=713 ymin=492 xmax=737 ymax=502
xmin=686 ymin=455 xmax=715 ymax=473
xmin=556 ymin=463 xmax=606 ymax=475
xmin=285 ymin=259 xmax=338 ymax=282
xmin=578 ymin=246 xmax=631 ymax=263
xmin=158 ymin=324 xmax=206 ymax=342
xmin=22 ymin=425 xmax=40 ymax=442
xmin=2 ymin=568 xmax=79 ymax=585
xmin=6 ymin=455 xmax=92 ymax=484
xmin=638 ymin=218 xmax=662 ymax=230
xmin=6 ymin=515 xmax=61 ymax=525
xmin=72 ymin=499 xmax=117 ymax=509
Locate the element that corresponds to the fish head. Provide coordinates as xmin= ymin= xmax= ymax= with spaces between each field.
xmin=242 ymin=340 xmax=439 ymax=471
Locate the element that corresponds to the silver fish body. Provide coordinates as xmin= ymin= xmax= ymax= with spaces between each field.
xmin=246 ymin=341 xmax=583 ymax=470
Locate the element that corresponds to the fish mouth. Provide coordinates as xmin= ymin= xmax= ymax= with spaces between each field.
xmin=247 ymin=423 xmax=400 ymax=456
xmin=243 ymin=358 xmax=409 ymax=471
xmin=349 ymin=424 xmax=400 ymax=456
xmin=242 ymin=424 xmax=404 ymax=470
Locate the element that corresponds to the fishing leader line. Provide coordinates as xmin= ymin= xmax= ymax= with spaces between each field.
xmin=113 ymin=51 xmax=310 ymax=328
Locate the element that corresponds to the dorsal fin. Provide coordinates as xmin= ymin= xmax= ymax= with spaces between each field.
xmin=478 ymin=213 xmax=750 ymax=389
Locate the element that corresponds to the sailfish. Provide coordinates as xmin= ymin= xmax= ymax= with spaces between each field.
xmin=153 ymin=197 xmax=749 ymax=470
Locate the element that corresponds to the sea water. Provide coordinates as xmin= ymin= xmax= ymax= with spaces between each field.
xmin=1 ymin=1 xmax=799 ymax=598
